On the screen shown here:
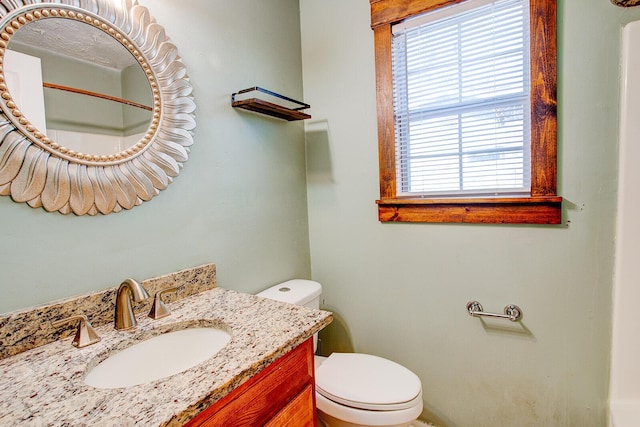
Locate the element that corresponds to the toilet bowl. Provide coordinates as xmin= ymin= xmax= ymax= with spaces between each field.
xmin=257 ymin=280 xmax=423 ymax=427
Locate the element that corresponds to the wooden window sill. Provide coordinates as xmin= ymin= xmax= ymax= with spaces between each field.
xmin=376 ymin=196 xmax=563 ymax=224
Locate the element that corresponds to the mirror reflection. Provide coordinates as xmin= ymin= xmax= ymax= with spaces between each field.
xmin=4 ymin=18 xmax=153 ymax=156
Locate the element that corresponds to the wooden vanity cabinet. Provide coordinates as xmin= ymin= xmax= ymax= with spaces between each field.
xmin=184 ymin=339 xmax=316 ymax=426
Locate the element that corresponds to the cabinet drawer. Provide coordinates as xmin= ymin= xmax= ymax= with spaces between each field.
xmin=185 ymin=339 xmax=314 ymax=426
xmin=265 ymin=384 xmax=315 ymax=427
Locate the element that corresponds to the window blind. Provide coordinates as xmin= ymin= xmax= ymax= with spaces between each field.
xmin=392 ymin=0 xmax=531 ymax=197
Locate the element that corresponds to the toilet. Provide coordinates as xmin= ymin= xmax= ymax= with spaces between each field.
xmin=257 ymin=279 xmax=423 ymax=427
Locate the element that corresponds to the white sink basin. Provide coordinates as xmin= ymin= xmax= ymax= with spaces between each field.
xmin=85 ymin=327 xmax=231 ymax=388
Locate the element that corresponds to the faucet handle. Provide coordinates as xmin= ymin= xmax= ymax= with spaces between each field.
xmin=148 ymin=287 xmax=178 ymax=320
xmin=52 ymin=314 xmax=101 ymax=348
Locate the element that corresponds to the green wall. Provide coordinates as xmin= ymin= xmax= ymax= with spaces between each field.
xmin=0 ymin=0 xmax=311 ymax=313
xmin=300 ymin=0 xmax=640 ymax=425
xmin=40 ymin=52 xmax=123 ymax=135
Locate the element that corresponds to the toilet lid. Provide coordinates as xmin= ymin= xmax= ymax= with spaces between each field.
xmin=315 ymin=353 xmax=422 ymax=411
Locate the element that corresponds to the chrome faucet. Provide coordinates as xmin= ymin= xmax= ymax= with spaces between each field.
xmin=114 ymin=278 xmax=150 ymax=330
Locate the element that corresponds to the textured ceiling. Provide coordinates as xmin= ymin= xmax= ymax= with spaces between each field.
xmin=9 ymin=18 xmax=138 ymax=71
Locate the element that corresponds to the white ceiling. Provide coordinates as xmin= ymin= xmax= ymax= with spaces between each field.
xmin=9 ymin=18 xmax=138 ymax=71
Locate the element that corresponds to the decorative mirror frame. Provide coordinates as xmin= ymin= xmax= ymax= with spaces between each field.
xmin=612 ymin=0 xmax=640 ymax=6
xmin=0 ymin=0 xmax=195 ymax=215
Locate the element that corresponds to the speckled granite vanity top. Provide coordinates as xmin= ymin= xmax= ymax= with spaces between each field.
xmin=0 ymin=287 xmax=332 ymax=426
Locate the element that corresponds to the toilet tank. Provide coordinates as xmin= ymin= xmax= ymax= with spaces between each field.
xmin=256 ymin=279 xmax=322 ymax=309
xmin=257 ymin=280 xmax=322 ymax=352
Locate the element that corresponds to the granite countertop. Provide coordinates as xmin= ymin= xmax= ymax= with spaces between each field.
xmin=0 ymin=287 xmax=332 ymax=426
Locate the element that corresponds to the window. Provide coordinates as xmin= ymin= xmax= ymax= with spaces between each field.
xmin=394 ymin=0 xmax=530 ymax=196
xmin=370 ymin=0 xmax=561 ymax=224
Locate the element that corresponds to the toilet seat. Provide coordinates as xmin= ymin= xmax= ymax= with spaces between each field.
xmin=315 ymin=353 xmax=422 ymax=411
xmin=316 ymin=392 xmax=423 ymax=427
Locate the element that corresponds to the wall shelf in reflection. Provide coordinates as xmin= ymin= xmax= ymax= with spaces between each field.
xmin=43 ymin=82 xmax=152 ymax=111
xmin=231 ymin=87 xmax=311 ymax=121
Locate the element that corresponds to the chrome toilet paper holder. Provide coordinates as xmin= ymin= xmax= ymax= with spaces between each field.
xmin=466 ymin=300 xmax=522 ymax=322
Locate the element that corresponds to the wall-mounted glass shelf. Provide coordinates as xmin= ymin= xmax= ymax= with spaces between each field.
xmin=231 ymin=87 xmax=311 ymax=121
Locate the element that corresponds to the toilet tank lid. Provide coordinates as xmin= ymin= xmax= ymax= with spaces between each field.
xmin=256 ymin=279 xmax=322 ymax=305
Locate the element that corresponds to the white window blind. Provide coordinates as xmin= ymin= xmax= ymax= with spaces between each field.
xmin=392 ymin=0 xmax=531 ymax=197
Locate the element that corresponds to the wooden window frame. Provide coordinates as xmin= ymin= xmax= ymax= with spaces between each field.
xmin=370 ymin=0 xmax=561 ymax=224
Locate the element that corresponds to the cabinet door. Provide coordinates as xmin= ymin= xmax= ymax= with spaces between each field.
xmin=264 ymin=384 xmax=315 ymax=427
xmin=185 ymin=339 xmax=314 ymax=426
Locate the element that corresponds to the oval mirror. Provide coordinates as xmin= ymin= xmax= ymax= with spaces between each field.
xmin=0 ymin=1 xmax=195 ymax=215
xmin=6 ymin=18 xmax=153 ymax=156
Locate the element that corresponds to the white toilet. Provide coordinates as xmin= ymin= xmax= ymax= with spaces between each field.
xmin=257 ymin=279 xmax=423 ymax=427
